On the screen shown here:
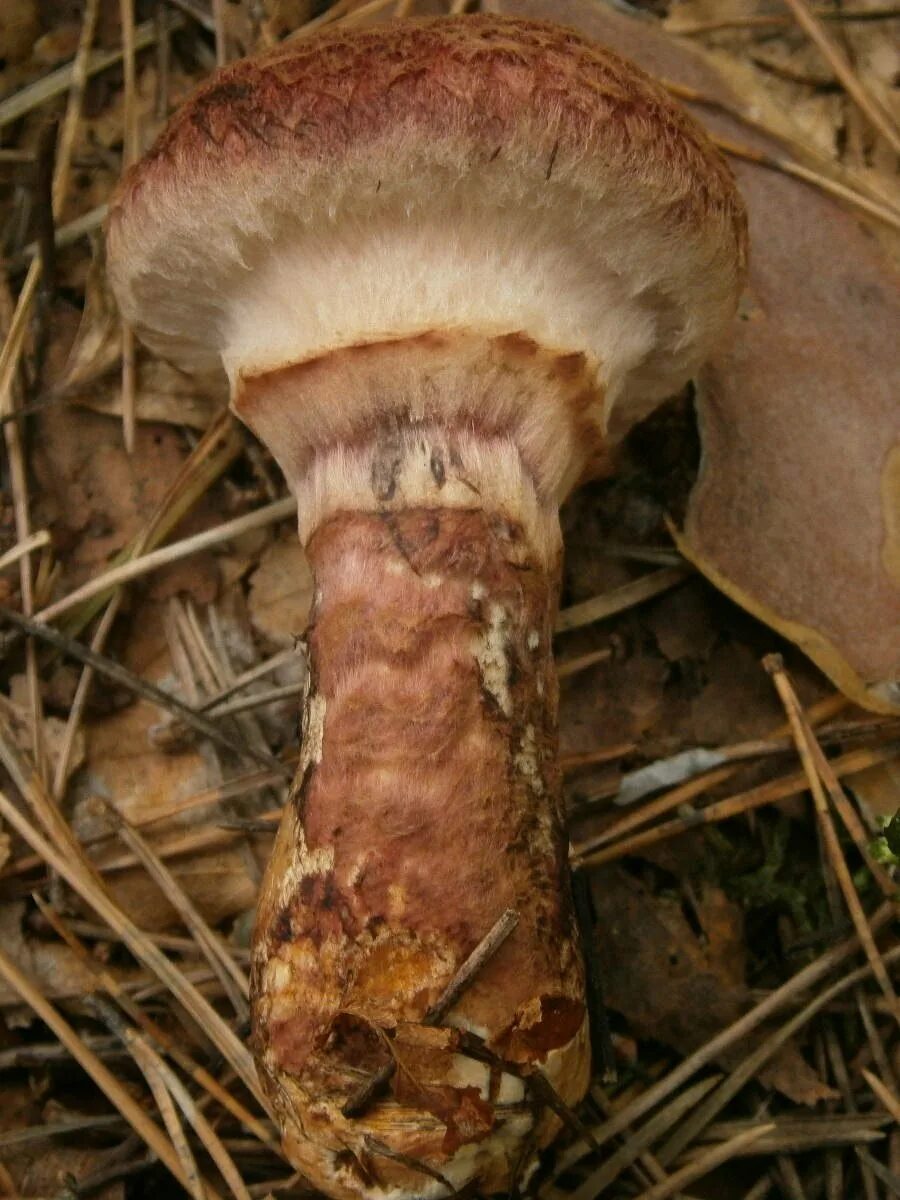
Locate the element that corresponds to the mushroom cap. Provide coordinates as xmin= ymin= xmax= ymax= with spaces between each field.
xmin=493 ymin=0 xmax=899 ymax=713
xmin=107 ymin=14 xmax=746 ymax=467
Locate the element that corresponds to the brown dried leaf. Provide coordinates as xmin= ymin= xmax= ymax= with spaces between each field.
xmin=0 ymin=0 xmax=39 ymax=64
xmin=0 ymin=901 xmax=98 ymax=1012
xmin=590 ymin=866 xmax=835 ymax=1104
xmin=248 ymin=534 xmax=314 ymax=650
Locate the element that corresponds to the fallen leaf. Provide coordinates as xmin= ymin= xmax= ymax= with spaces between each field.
xmin=248 ymin=534 xmax=314 ymax=650
xmin=590 ymin=865 xmax=835 ymax=1105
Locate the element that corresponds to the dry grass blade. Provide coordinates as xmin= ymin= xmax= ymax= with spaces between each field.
xmin=0 ymin=530 xmax=50 ymax=573
xmin=59 ymin=411 xmax=244 ymax=637
xmin=1 ymin=287 xmax=47 ymax=791
xmin=0 ymin=940 xmax=221 ymax=1197
xmin=0 ymin=0 xmax=102 ymax=407
xmin=552 ymin=901 xmax=894 ymax=1177
xmin=94 ymin=996 xmax=253 ymax=1200
xmin=670 ymin=6 xmax=900 ymax=34
xmin=0 ymin=786 xmax=267 ymax=1111
xmin=765 ymin=655 xmax=900 ymax=1022
xmin=710 ymin=133 xmax=900 ymax=231
xmin=0 ymin=18 xmax=179 ymax=130
xmin=36 ymin=497 xmax=296 ymax=624
xmin=793 ymin=722 xmax=897 ymax=900
xmin=700 ymin=1114 xmax=889 ymax=1153
xmin=863 ymin=1069 xmax=900 ymax=1124
xmin=637 ymin=1125 xmax=775 ymax=1200
xmin=568 ymin=1076 xmax=721 ymax=1200
xmin=781 ymin=0 xmax=900 ymax=154
xmin=557 ymin=647 xmax=613 ymax=679
xmin=100 ymin=1001 xmax=208 ymax=1200
xmin=0 ymin=605 xmax=288 ymax=774
xmin=52 ymin=596 xmax=120 ymax=799
xmin=855 ymin=1147 xmax=900 ymax=1197
xmin=574 ymin=743 xmax=899 ymax=867
xmin=556 ymin=567 xmax=689 ymax=634
xmin=107 ymin=802 xmax=251 ymax=1019
xmin=33 ymin=896 xmax=279 ymax=1152
xmin=656 ymin=946 xmax=900 ymax=1169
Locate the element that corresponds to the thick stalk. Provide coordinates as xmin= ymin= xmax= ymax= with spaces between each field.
xmin=251 ymin=501 xmax=588 ymax=1198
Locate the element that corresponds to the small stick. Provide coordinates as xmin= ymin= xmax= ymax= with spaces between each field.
xmin=574 ymin=742 xmax=898 ymax=867
xmin=781 ymin=0 xmax=900 ymax=154
xmin=556 ymin=566 xmax=689 ymax=634
xmin=342 ymin=908 xmax=519 ymax=1117
xmin=33 ymin=119 xmax=58 ymax=308
xmin=638 ymin=1125 xmax=776 ymax=1200
xmin=0 ymin=530 xmax=50 ymax=573
xmin=710 ymin=132 xmax=900 ymax=232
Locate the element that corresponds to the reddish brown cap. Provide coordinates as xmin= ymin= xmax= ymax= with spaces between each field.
xmin=107 ymin=14 xmax=746 ymax=463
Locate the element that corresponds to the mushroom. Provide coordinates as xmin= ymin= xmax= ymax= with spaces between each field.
xmin=491 ymin=0 xmax=900 ymax=715
xmin=106 ymin=15 xmax=746 ymax=1199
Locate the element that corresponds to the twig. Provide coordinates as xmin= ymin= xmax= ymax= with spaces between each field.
xmin=655 ymin=948 xmax=900 ymax=1172
xmin=0 ymin=530 xmax=50 ymax=573
xmin=96 ymin=993 xmax=254 ymax=1200
xmin=364 ymin=1136 xmax=456 ymax=1194
xmin=342 ymin=908 xmax=519 ymax=1117
xmin=0 ymin=18 xmax=181 ymax=130
xmin=0 ymin=605 xmax=289 ymax=775
xmin=855 ymin=1147 xmax=900 ymax=1197
xmin=35 ymin=497 xmax=296 ymax=624
xmin=556 ymin=567 xmax=689 ymax=634
xmin=710 ymin=133 xmax=900 ymax=232
xmin=637 ymin=1125 xmax=775 ymax=1200
xmin=567 ymin=1077 xmax=721 ymax=1200
xmin=781 ymin=0 xmax=900 ymax=154
xmin=573 ymin=743 xmax=899 ymax=867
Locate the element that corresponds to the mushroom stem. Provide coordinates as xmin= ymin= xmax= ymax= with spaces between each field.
xmin=250 ymin=472 xmax=588 ymax=1196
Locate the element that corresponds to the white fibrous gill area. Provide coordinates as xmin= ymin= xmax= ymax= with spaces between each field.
xmin=119 ymin=146 xmax=738 ymax=458
xmin=220 ymin=197 xmax=657 ymax=414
